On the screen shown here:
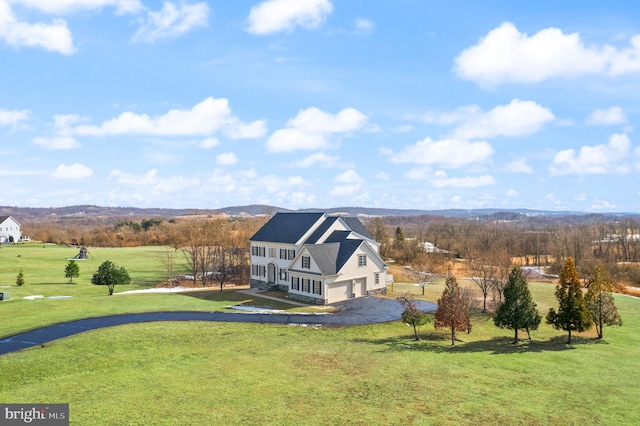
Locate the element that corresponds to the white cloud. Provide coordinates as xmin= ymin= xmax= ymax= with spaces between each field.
xmin=0 ymin=1 xmax=75 ymax=54
xmin=590 ymin=200 xmax=617 ymax=211
xmin=506 ymin=189 xmax=519 ymax=197
xmin=247 ymin=0 xmax=332 ymax=35
xmin=404 ymin=168 xmax=430 ymax=180
xmin=550 ymin=133 xmax=633 ymax=175
xmin=431 ymin=174 xmax=496 ymax=188
xmin=452 ymin=100 xmax=554 ymax=139
xmin=52 ymin=163 xmax=93 ymax=179
xmin=0 ymin=108 xmax=29 ymax=127
xmin=224 ymin=119 xmax=268 ymax=139
xmin=609 ymin=35 xmax=640 ymax=74
xmin=109 ymin=168 xmax=200 ymax=192
xmin=267 ymin=107 xmax=367 ymax=152
xmin=73 ymin=97 xmax=265 ymax=138
xmin=10 ymin=0 xmax=143 ymax=15
xmin=586 ymin=106 xmax=628 ymax=126
xmin=132 ymin=1 xmax=209 ymax=43
xmin=423 ymin=100 xmax=554 ymax=139
xmin=330 ymin=184 xmax=361 ymax=196
xmin=216 ymin=152 xmax=237 ymax=165
xmin=455 ymin=22 xmax=609 ymax=84
xmin=297 ymin=152 xmax=340 ymax=168
xmin=198 ymin=137 xmax=219 ymax=149
xmin=33 ymin=136 xmax=80 ymax=150
xmin=335 ymin=169 xmax=364 ymax=184
xmin=389 ymin=137 xmax=493 ymax=167
xmin=505 ymin=159 xmax=534 ymax=174
xmin=330 ymin=169 xmax=365 ymax=196
xmin=354 ymin=18 xmax=374 ymax=35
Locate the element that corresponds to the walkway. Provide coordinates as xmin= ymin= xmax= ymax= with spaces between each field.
xmin=0 ymin=297 xmax=437 ymax=356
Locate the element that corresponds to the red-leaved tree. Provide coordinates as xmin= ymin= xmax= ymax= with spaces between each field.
xmin=434 ymin=275 xmax=471 ymax=346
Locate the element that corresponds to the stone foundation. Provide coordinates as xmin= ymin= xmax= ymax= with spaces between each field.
xmin=288 ymin=292 xmax=325 ymax=305
xmin=250 ymin=278 xmax=269 ymax=290
xmin=368 ymin=287 xmax=387 ymax=296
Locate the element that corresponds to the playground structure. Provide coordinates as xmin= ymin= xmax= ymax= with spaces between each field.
xmin=70 ymin=247 xmax=89 ymax=260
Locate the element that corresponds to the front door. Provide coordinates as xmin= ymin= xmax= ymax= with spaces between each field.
xmin=267 ymin=263 xmax=276 ymax=284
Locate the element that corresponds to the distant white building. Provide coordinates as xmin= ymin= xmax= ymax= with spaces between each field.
xmin=0 ymin=216 xmax=22 ymax=243
xmin=423 ymin=241 xmax=448 ymax=253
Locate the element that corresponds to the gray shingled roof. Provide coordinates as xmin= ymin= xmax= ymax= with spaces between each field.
xmin=342 ymin=217 xmax=373 ymax=240
xmin=249 ymin=212 xmax=325 ymax=244
xmin=0 ymin=216 xmax=19 ymax=225
xmin=305 ymin=243 xmax=341 ymax=275
xmin=304 ymin=216 xmax=339 ymax=244
xmin=304 ymin=231 xmax=364 ymax=275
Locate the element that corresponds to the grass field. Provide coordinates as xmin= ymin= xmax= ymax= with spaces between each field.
xmin=1 ymin=244 xmax=640 ymax=425
xmin=0 ymin=244 xmax=310 ymax=337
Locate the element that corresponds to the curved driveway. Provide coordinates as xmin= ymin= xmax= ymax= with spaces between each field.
xmin=0 ymin=297 xmax=437 ymax=356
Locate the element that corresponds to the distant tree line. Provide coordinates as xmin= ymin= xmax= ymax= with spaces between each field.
xmin=366 ymin=216 xmax=640 ymax=287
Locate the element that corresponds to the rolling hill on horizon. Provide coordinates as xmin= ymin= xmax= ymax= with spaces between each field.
xmin=2 ymin=204 xmax=639 ymax=222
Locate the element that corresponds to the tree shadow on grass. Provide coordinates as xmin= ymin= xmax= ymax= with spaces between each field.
xmin=354 ymin=332 xmax=606 ymax=355
xmin=29 ymin=281 xmax=76 ymax=285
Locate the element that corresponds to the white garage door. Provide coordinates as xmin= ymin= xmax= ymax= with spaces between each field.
xmin=327 ymin=281 xmax=349 ymax=303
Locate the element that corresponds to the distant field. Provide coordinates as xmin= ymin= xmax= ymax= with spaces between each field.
xmin=1 ymin=244 xmax=640 ymax=424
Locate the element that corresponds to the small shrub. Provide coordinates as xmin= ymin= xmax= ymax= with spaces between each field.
xmin=16 ymin=269 xmax=25 ymax=286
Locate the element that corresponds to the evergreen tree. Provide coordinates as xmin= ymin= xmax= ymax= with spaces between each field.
xmin=493 ymin=266 xmax=541 ymax=343
xmin=65 ymin=260 xmax=80 ymax=284
xmin=394 ymin=226 xmax=405 ymax=248
xmin=585 ymin=263 xmax=621 ymax=339
xmin=434 ymin=275 xmax=470 ymax=346
xmin=546 ymin=257 xmax=592 ymax=344
xmin=91 ymin=260 xmax=131 ymax=295
xmin=16 ymin=269 xmax=24 ymax=286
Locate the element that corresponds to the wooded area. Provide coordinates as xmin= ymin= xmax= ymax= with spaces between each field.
xmin=18 ymin=213 xmax=640 ymax=290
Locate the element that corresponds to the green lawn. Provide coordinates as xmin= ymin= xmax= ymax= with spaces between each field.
xmin=1 ymin=294 xmax=638 ymax=425
xmin=0 ymin=244 xmax=310 ymax=337
xmin=1 ymin=245 xmax=640 ymax=424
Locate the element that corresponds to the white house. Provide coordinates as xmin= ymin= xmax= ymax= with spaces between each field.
xmin=0 ymin=216 xmax=21 ymax=243
xmin=249 ymin=212 xmax=388 ymax=304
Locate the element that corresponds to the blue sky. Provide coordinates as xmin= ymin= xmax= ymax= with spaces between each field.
xmin=2 ymin=0 xmax=640 ymax=212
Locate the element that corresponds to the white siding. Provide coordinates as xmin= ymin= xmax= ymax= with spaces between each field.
xmin=250 ymin=242 xmax=296 ymax=285
xmin=0 ymin=217 xmax=21 ymax=242
xmin=327 ymin=281 xmax=350 ymax=302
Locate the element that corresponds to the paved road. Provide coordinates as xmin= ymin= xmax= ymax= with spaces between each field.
xmin=0 ymin=297 xmax=437 ymax=356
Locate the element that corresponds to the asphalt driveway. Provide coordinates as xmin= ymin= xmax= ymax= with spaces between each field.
xmin=0 ymin=296 xmax=437 ymax=356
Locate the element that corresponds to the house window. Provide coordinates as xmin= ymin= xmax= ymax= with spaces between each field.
xmin=291 ymin=277 xmax=300 ymax=291
xmin=280 ymin=249 xmax=287 ymax=259
xmin=251 ymin=246 xmax=266 ymax=257
xmin=251 ymin=264 xmax=266 ymax=277
xmin=302 ymin=278 xmax=310 ymax=292
xmin=375 ymin=273 xmax=380 ymax=284
xmin=302 ymin=256 xmax=311 ymax=269
xmin=288 ymin=249 xmax=295 ymax=260
xmin=313 ymin=280 xmax=322 ymax=295
xmin=358 ymin=254 xmax=367 ymax=267
xmin=269 ymin=247 xmax=276 ymax=258
xmin=279 ymin=268 xmax=288 ymax=281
